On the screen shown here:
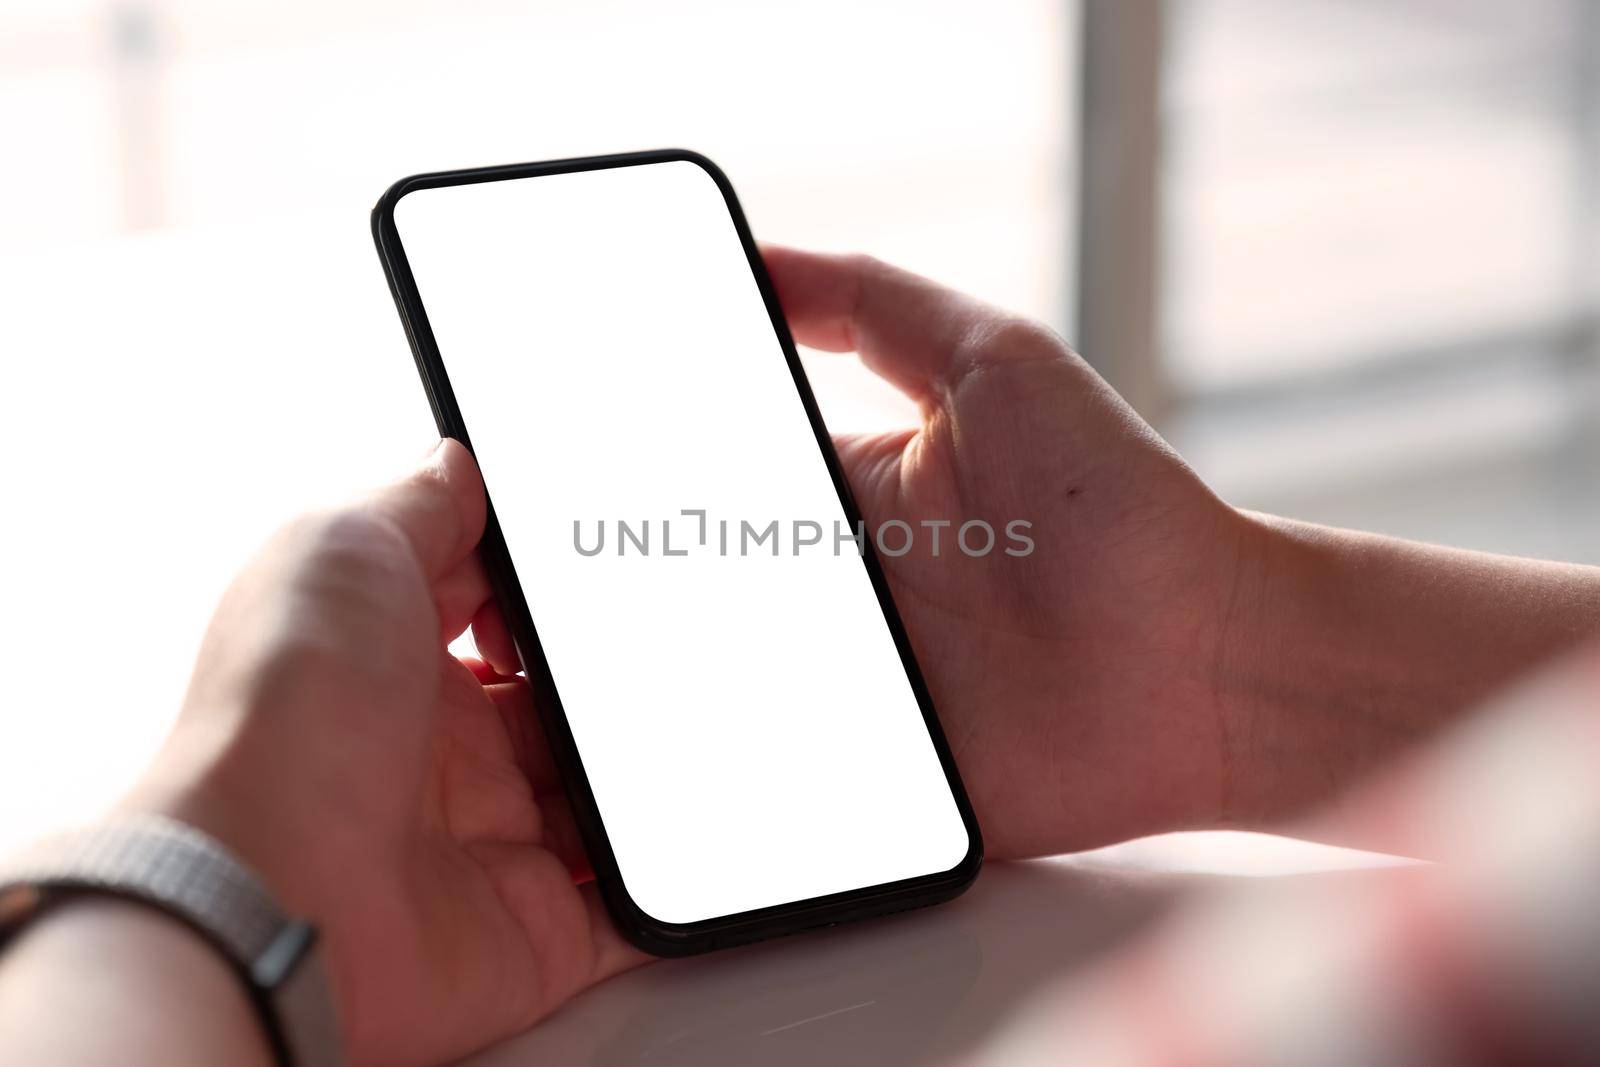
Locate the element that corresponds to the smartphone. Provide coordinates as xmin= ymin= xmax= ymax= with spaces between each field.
xmin=371 ymin=150 xmax=981 ymax=956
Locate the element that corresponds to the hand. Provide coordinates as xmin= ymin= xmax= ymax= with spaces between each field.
xmin=124 ymin=441 xmax=641 ymax=1066
xmin=756 ymin=247 xmax=1600 ymax=860
xmin=760 ymin=247 xmax=1254 ymax=858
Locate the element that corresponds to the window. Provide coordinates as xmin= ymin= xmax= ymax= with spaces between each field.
xmin=1078 ymin=0 xmax=1600 ymax=561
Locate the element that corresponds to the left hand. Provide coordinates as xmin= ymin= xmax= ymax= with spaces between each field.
xmin=124 ymin=439 xmax=642 ymax=1066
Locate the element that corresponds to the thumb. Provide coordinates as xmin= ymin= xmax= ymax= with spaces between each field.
xmin=358 ymin=438 xmax=488 ymax=580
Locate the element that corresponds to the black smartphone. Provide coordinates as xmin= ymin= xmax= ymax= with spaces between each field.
xmin=371 ymin=150 xmax=981 ymax=956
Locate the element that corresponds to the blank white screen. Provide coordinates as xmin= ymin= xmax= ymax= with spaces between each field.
xmin=393 ymin=160 xmax=969 ymax=925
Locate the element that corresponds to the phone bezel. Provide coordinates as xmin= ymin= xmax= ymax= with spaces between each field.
xmin=371 ymin=148 xmax=983 ymax=956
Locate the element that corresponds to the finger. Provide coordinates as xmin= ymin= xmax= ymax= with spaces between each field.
xmin=761 ymin=244 xmax=1018 ymax=401
xmin=458 ymin=655 xmax=517 ymax=686
xmin=483 ymin=677 xmax=562 ymax=794
xmin=470 ymin=598 xmax=521 ymax=677
xmin=434 ymin=556 xmax=494 ymax=641
xmin=361 ymin=438 xmax=486 ymax=580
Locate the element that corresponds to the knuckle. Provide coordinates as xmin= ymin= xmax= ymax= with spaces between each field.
xmin=844 ymin=251 xmax=885 ymax=276
xmin=944 ymin=315 xmax=1079 ymax=404
xmin=979 ymin=316 xmax=1068 ymax=362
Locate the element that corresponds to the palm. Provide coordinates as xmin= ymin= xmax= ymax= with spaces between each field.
xmin=339 ymin=653 xmax=607 ymax=1065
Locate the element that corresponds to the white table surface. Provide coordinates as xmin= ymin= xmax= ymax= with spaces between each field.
xmin=460 ymin=833 xmax=1413 ymax=1066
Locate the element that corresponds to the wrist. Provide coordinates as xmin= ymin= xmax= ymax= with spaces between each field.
xmin=0 ymin=897 xmax=274 ymax=1067
xmin=120 ymin=725 xmax=356 ymax=925
xmin=120 ymin=714 xmax=379 ymax=1055
xmin=1208 ymin=510 xmax=1380 ymax=828
xmin=1207 ymin=510 xmax=1600 ymax=832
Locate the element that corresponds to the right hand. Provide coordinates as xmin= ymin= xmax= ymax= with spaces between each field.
xmin=762 ymin=247 xmax=1256 ymax=858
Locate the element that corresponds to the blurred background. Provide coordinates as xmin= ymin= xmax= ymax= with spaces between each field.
xmin=2 ymin=0 xmax=1597 ymax=854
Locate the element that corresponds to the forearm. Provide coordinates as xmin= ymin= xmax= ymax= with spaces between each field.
xmin=0 ymin=899 xmax=272 ymax=1067
xmin=1217 ymin=511 xmax=1600 ymax=840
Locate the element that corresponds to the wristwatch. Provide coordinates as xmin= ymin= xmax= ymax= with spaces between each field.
xmin=0 ymin=814 xmax=342 ymax=1067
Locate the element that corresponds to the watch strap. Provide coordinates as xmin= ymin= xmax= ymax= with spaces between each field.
xmin=0 ymin=814 xmax=342 ymax=1067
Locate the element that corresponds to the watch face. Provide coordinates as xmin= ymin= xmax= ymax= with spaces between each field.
xmin=0 ymin=883 xmax=46 ymax=927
